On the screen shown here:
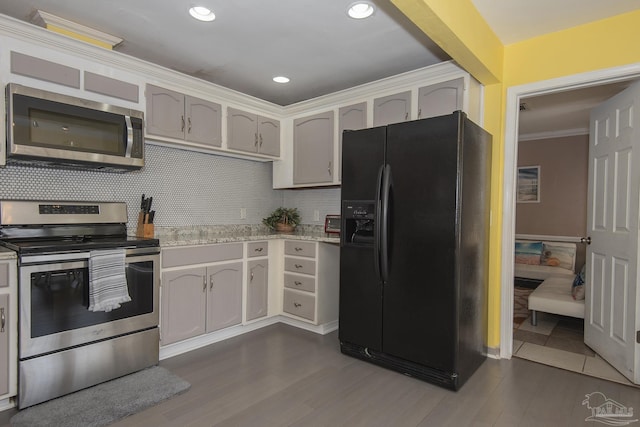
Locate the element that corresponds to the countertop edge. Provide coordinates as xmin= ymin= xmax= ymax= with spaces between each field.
xmin=159 ymin=232 xmax=340 ymax=247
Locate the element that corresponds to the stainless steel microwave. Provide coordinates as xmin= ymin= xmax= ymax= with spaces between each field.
xmin=5 ymin=83 xmax=144 ymax=172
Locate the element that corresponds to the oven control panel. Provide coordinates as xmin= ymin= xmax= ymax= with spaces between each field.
xmin=39 ymin=204 xmax=100 ymax=215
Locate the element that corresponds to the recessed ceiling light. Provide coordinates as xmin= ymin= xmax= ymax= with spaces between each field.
xmin=273 ymin=76 xmax=290 ymax=84
xmin=347 ymin=2 xmax=374 ymax=19
xmin=189 ymin=6 xmax=215 ymax=22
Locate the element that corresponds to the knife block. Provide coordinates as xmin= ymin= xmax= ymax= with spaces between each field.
xmin=136 ymin=211 xmax=154 ymax=238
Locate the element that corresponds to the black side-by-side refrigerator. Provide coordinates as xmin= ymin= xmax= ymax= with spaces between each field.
xmin=339 ymin=111 xmax=491 ymax=390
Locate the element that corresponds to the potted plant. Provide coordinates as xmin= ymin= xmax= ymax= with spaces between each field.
xmin=262 ymin=207 xmax=301 ymax=233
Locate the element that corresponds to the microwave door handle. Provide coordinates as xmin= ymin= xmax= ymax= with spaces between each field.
xmin=124 ymin=116 xmax=134 ymax=158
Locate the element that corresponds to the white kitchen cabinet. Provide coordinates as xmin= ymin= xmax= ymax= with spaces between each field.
xmin=146 ymin=84 xmax=222 ymax=147
xmin=417 ymin=77 xmax=464 ymax=119
xmin=281 ymin=241 xmax=339 ymax=325
xmin=373 ymin=91 xmax=411 ymax=126
xmin=293 ymin=111 xmax=335 ymax=185
xmin=0 ymin=257 xmax=17 ymax=401
xmin=338 ymin=102 xmax=367 ymax=181
xmin=160 ymin=243 xmax=243 ymax=345
xmin=227 ymin=107 xmax=280 ymax=158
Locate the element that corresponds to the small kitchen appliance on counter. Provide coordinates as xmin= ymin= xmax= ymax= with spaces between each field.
xmin=0 ymin=200 xmax=160 ymax=408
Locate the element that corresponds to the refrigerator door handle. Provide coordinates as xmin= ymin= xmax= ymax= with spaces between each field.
xmin=374 ymin=164 xmax=384 ymax=281
xmin=380 ymin=164 xmax=392 ymax=283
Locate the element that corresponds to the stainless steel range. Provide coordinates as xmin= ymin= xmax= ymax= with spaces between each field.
xmin=0 ymin=200 xmax=160 ymax=409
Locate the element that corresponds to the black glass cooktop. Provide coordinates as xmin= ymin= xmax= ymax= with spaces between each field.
xmin=0 ymin=236 xmax=159 ymax=255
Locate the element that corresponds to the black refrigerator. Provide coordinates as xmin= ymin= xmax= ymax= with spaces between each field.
xmin=339 ymin=111 xmax=491 ymax=390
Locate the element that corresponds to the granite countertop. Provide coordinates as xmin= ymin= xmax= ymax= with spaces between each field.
xmin=0 ymin=246 xmax=17 ymax=260
xmin=154 ymin=225 xmax=340 ymax=247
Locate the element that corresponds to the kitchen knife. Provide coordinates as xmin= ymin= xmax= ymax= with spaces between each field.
xmin=148 ymin=210 xmax=155 ymax=224
xmin=147 ymin=197 xmax=153 ymax=213
xmin=140 ymin=194 xmax=145 ymax=210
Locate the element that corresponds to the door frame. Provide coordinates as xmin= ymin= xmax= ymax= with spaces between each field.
xmin=499 ymin=63 xmax=640 ymax=359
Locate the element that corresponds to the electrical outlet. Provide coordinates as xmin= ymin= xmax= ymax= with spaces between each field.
xmin=240 ymin=208 xmax=247 ymax=219
xmin=313 ymin=210 xmax=320 ymax=221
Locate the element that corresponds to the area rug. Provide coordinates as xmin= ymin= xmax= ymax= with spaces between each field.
xmin=513 ymin=286 xmax=534 ymax=327
xmin=10 ymin=366 xmax=190 ymax=427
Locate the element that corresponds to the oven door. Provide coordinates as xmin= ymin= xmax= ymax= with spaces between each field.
xmin=18 ymin=248 xmax=159 ymax=359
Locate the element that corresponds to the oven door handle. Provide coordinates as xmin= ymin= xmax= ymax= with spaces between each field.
xmin=20 ymin=247 xmax=159 ymax=264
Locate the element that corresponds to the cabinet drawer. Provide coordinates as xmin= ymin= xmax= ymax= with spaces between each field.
xmin=284 ymin=273 xmax=315 ymax=293
xmin=284 ymin=257 xmax=316 ymax=275
xmin=0 ymin=263 xmax=7 ymax=288
xmin=283 ymin=289 xmax=315 ymax=321
xmin=247 ymin=241 xmax=268 ymax=257
xmin=162 ymin=243 xmax=243 ymax=268
xmin=284 ymin=240 xmax=316 ymax=258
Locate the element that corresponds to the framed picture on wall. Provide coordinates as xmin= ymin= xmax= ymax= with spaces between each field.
xmin=517 ymin=166 xmax=540 ymax=203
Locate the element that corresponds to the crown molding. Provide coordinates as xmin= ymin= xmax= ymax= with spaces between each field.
xmin=518 ymin=127 xmax=588 ymax=141
xmin=31 ymin=10 xmax=122 ymax=48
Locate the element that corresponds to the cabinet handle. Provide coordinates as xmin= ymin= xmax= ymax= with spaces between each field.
xmin=294 ymin=264 xmax=303 ymax=269
xmin=294 ymin=281 xmax=302 ymax=286
xmin=294 ymin=302 xmax=302 ymax=308
xmin=0 ymin=307 xmax=4 ymax=333
xmin=203 ymin=275 xmax=207 ymax=292
xmin=294 ymin=247 xmax=303 ymax=252
xmin=254 ymin=133 xmax=259 ymax=148
xmin=328 ymin=161 xmax=332 ymax=176
xmin=254 ymin=247 xmax=263 ymax=252
xmin=209 ymin=275 xmax=214 ymax=290
xmin=250 ymin=271 xmax=254 ymax=282
xmin=259 ymin=134 xmax=263 ymax=147
xmin=404 ymin=112 xmax=409 ymax=121
xmin=417 ymin=108 xmax=422 ymax=119
xmin=188 ymin=117 xmax=192 ymax=133
xmin=181 ymin=115 xmax=185 ymax=132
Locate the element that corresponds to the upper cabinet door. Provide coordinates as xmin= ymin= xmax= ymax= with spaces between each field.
xmin=227 ymin=107 xmax=259 ymax=153
xmin=146 ymin=84 xmax=185 ymax=139
xmin=258 ymin=116 xmax=280 ymax=157
xmin=185 ymin=96 xmax=222 ymax=147
xmin=338 ymin=102 xmax=367 ymax=181
xmin=293 ymin=111 xmax=335 ymax=185
xmin=418 ymin=78 xmax=464 ymax=120
xmin=373 ymin=91 xmax=411 ymax=127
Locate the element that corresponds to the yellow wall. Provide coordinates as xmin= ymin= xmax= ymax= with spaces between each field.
xmin=393 ymin=0 xmax=640 ymax=349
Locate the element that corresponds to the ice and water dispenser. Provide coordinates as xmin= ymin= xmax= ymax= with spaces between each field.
xmin=341 ymin=201 xmax=375 ymax=246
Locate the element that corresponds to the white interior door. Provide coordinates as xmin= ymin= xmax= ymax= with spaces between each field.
xmin=585 ymin=80 xmax=640 ymax=383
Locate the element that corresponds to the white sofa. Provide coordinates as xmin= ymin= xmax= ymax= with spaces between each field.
xmin=514 ymin=239 xmax=584 ymax=325
xmin=528 ymin=276 xmax=584 ymax=325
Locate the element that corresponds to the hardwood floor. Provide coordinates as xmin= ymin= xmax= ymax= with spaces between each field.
xmin=3 ymin=323 xmax=640 ymax=426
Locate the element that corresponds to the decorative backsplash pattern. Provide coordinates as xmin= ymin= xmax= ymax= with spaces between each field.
xmin=0 ymin=144 xmax=340 ymax=231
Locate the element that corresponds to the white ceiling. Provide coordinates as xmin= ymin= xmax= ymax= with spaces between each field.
xmin=1 ymin=0 xmax=638 ymax=137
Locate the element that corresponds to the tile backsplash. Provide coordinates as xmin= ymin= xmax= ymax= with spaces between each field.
xmin=0 ymin=144 xmax=340 ymax=230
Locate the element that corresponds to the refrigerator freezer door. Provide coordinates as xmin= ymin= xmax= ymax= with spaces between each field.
xmin=339 ymin=126 xmax=386 ymax=350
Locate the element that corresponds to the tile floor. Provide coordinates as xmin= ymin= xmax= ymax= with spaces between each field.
xmin=513 ymin=311 xmax=635 ymax=386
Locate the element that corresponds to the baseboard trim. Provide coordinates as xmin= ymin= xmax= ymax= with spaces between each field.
xmin=159 ymin=316 xmax=338 ymax=360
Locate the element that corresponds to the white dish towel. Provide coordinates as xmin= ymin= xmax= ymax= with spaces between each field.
xmin=88 ymin=249 xmax=131 ymax=312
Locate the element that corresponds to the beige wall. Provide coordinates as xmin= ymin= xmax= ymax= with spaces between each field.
xmin=516 ymin=134 xmax=588 ymax=237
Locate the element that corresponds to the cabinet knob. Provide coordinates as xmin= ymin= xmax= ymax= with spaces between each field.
xmin=202 ymin=275 xmax=207 ymax=292
xmin=209 ymin=275 xmax=215 ymax=290
xmin=250 ymin=271 xmax=254 ymax=282
xmin=254 ymin=247 xmax=263 ymax=252
xmin=259 ymin=134 xmax=263 ymax=147
xmin=0 ymin=307 xmax=4 ymax=333
xmin=404 ymin=112 xmax=409 ymax=121
xmin=295 ymin=247 xmax=303 ymax=252
xmin=294 ymin=281 xmax=302 ymax=286
xmin=294 ymin=264 xmax=303 ymax=269
xmin=188 ymin=117 xmax=192 ymax=133
xmin=294 ymin=302 xmax=302 ymax=308
xmin=417 ymin=108 xmax=422 ymax=119
xmin=181 ymin=115 xmax=185 ymax=132
xmin=328 ymin=161 xmax=332 ymax=176
xmin=254 ymin=133 xmax=259 ymax=148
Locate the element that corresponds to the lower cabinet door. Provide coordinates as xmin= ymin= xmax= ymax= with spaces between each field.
xmin=207 ymin=262 xmax=243 ymax=332
xmin=247 ymin=260 xmax=268 ymax=321
xmin=0 ymin=294 xmax=8 ymax=396
xmin=161 ymin=267 xmax=207 ymax=345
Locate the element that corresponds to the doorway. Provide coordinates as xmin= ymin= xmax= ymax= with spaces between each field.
xmin=499 ymin=64 xmax=640 ymax=381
